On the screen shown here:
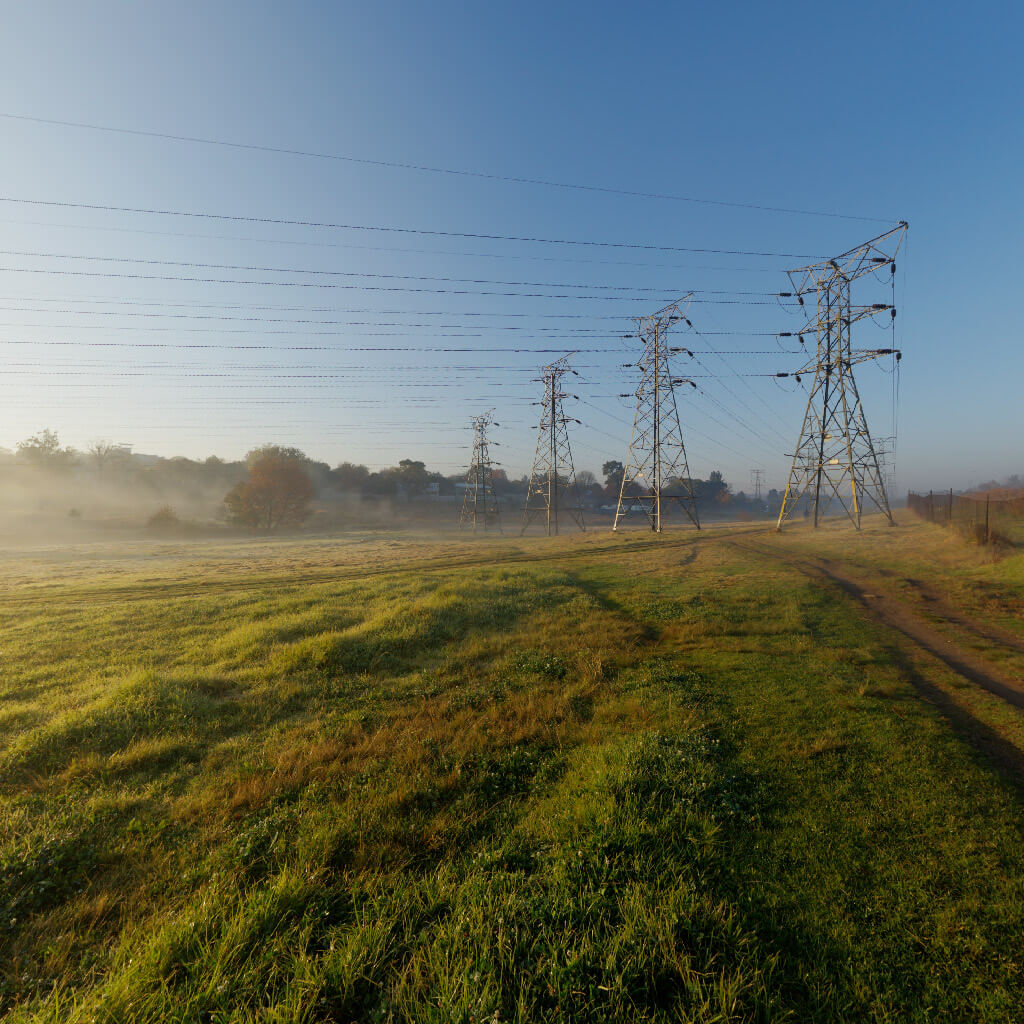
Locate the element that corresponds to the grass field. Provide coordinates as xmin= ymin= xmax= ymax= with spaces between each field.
xmin=2 ymin=518 xmax=1024 ymax=1022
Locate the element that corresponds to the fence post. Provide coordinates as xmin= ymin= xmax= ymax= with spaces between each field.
xmin=948 ymin=488 xmax=953 ymax=522
xmin=929 ymin=490 xmax=934 ymax=521
xmin=985 ymin=494 xmax=990 ymax=544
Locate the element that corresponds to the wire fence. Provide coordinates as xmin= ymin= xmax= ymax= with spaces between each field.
xmin=907 ymin=490 xmax=1024 ymax=546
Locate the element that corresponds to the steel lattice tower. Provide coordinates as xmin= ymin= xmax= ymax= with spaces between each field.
xmin=751 ymin=469 xmax=764 ymax=502
xmin=777 ymin=224 xmax=906 ymax=531
xmin=521 ymin=356 xmax=585 ymax=535
xmin=614 ymin=297 xmax=701 ymax=533
xmin=459 ymin=410 xmax=502 ymax=532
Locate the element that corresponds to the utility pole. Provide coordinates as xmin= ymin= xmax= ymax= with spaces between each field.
xmin=459 ymin=410 xmax=502 ymax=533
xmin=522 ymin=356 xmax=585 ymax=535
xmin=776 ymin=224 xmax=907 ymax=531
xmin=614 ymin=297 xmax=701 ymax=533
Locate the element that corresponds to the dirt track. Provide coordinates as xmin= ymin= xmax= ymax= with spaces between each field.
xmin=730 ymin=539 xmax=1024 ymax=711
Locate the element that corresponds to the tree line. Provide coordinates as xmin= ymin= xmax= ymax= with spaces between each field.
xmin=2 ymin=430 xmax=778 ymax=531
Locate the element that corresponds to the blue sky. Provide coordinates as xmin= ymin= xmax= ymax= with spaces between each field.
xmin=0 ymin=1 xmax=1020 ymax=492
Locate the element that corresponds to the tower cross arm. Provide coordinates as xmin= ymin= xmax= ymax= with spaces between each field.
xmin=786 ymin=222 xmax=907 ymax=288
xmin=636 ymin=293 xmax=695 ymax=334
xmin=775 ymin=359 xmax=819 ymax=379
xmin=845 ymin=347 xmax=901 ymax=367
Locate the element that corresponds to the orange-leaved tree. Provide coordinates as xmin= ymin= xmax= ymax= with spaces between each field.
xmin=223 ymin=448 xmax=314 ymax=529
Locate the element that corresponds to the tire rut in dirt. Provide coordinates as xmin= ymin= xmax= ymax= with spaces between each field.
xmin=730 ymin=539 xmax=1024 ymax=712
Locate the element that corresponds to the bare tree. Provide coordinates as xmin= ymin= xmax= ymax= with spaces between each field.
xmin=88 ymin=439 xmax=131 ymax=478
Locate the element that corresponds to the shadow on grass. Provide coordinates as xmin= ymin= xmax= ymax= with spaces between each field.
xmin=281 ymin=572 xmax=571 ymax=680
xmin=0 ymin=671 xmax=251 ymax=787
xmin=883 ymin=641 xmax=1024 ymax=798
xmin=562 ymin=570 xmax=661 ymax=645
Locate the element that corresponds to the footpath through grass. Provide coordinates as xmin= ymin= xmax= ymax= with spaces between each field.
xmin=1 ymin=524 xmax=1023 ymax=1022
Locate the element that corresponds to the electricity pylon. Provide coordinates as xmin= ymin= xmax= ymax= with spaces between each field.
xmin=776 ymin=223 xmax=906 ymax=530
xmin=459 ymin=410 xmax=502 ymax=532
xmin=751 ymin=469 xmax=764 ymax=502
xmin=614 ymin=297 xmax=701 ymax=533
xmin=521 ymin=355 xmax=585 ymax=535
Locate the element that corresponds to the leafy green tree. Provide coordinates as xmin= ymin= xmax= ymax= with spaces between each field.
xmin=698 ymin=470 xmax=729 ymax=504
xmin=396 ymin=458 xmax=431 ymax=497
xmin=602 ymin=460 xmax=625 ymax=496
xmin=333 ymin=462 xmax=370 ymax=491
xmin=245 ymin=444 xmax=308 ymax=469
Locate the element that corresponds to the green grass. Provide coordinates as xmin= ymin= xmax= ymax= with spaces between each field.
xmin=2 ymin=523 xmax=1024 ymax=1022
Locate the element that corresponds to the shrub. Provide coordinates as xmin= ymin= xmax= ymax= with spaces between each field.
xmin=147 ymin=505 xmax=180 ymax=530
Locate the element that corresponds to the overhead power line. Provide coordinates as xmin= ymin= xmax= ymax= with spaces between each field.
xmin=0 ymin=295 xmax=791 ymax=338
xmin=0 ymin=338 xmax=621 ymax=353
xmin=4 ymin=361 xmax=572 ymax=373
xmin=0 ymin=247 xmax=779 ymax=295
xmin=0 ymin=197 xmax=822 ymax=258
xmin=0 ymin=314 xmax=617 ymax=336
xmin=1 ymin=113 xmax=894 ymax=223
xmin=0 ymin=371 xmax=541 ymax=385
xmin=0 ymin=264 xmax=781 ymax=303
xmin=0 ymin=217 xmax=797 ymax=273
xmin=0 ymin=295 xmax=640 ymax=319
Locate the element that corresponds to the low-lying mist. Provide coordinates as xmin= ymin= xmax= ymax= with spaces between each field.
xmin=0 ymin=434 xmax=784 ymax=549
